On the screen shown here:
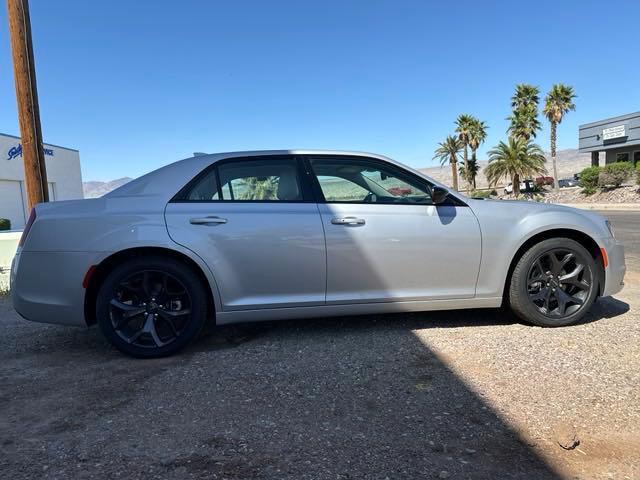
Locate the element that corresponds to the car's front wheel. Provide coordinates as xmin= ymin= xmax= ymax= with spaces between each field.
xmin=96 ymin=256 xmax=208 ymax=358
xmin=509 ymin=238 xmax=599 ymax=327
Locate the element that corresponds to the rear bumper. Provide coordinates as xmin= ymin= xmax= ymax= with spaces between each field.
xmin=600 ymin=236 xmax=625 ymax=297
xmin=11 ymin=250 xmax=102 ymax=327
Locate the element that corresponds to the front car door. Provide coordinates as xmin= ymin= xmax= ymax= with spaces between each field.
xmin=305 ymin=155 xmax=482 ymax=304
xmin=165 ymin=155 xmax=326 ymax=311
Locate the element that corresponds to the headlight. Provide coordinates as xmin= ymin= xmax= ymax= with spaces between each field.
xmin=605 ymin=220 xmax=616 ymax=238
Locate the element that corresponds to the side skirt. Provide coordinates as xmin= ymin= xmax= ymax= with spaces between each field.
xmin=215 ymin=297 xmax=503 ymax=325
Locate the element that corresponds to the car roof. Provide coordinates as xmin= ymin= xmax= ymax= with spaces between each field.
xmin=105 ymin=149 xmax=456 ymax=202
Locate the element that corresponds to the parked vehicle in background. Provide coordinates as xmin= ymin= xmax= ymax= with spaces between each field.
xmin=11 ymin=150 xmax=625 ymax=357
xmin=387 ymin=186 xmax=412 ymax=196
xmin=504 ymin=179 xmax=535 ymax=194
xmin=558 ymin=178 xmax=578 ymax=188
xmin=535 ymin=176 xmax=555 ymax=187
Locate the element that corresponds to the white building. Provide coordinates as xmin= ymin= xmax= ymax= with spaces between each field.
xmin=0 ymin=132 xmax=83 ymax=230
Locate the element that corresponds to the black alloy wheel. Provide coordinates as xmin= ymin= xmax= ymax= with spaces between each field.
xmin=509 ymin=238 xmax=599 ymax=327
xmin=526 ymin=248 xmax=592 ymax=318
xmin=97 ymin=256 xmax=208 ymax=358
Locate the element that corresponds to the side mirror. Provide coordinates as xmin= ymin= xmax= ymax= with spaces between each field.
xmin=431 ymin=186 xmax=449 ymax=205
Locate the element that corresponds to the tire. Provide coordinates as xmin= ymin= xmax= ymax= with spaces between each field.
xmin=96 ymin=256 xmax=208 ymax=358
xmin=509 ymin=238 xmax=599 ymax=327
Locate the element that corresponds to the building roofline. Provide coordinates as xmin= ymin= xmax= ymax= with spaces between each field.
xmin=579 ymin=111 xmax=640 ymax=129
xmin=0 ymin=132 xmax=79 ymax=152
xmin=579 ymin=138 xmax=640 ymax=152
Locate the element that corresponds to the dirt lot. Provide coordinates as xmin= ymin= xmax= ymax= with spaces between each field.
xmin=1 ymin=213 xmax=638 ymax=479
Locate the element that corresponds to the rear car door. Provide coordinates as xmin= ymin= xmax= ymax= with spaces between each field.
xmin=305 ymin=155 xmax=482 ymax=304
xmin=165 ymin=155 xmax=326 ymax=311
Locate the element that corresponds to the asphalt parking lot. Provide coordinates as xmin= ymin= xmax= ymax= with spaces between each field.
xmin=1 ymin=212 xmax=638 ymax=479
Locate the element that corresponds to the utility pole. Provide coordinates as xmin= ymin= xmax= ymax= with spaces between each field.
xmin=7 ymin=0 xmax=49 ymax=208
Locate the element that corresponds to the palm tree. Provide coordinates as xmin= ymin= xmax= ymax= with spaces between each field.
xmin=507 ymin=103 xmax=541 ymax=141
xmin=511 ymin=83 xmax=540 ymax=110
xmin=455 ymin=114 xmax=476 ymax=192
xmin=485 ymin=137 xmax=547 ymax=196
xmin=467 ymin=119 xmax=488 ymax=189
xmin=459 ymin=158 xmax=479 ymax=190
xmin=543 ymin=84 xmax=576 ymax=190
xmin=240 ymin=176 xmax=278 ymax=200
xmin=507 ymin=84 xmax=541 ymax=141
xmin=433 ymin=135 xmax=462 ymax=191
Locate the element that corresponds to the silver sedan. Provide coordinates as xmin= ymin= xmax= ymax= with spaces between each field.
xmin=11 ymin=150 xmax=626 ymax=357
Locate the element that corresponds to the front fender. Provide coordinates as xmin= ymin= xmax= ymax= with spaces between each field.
xmin=469 ymin=201 xmax=609 ymax=299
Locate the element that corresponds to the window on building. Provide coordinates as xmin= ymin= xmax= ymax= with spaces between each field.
xmin=634 ymin=151 xmax=640 ymax=167
xmin=616 ymin=152 xmax=630 ymax=163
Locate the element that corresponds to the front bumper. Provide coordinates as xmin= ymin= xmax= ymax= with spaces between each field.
xmin=600 ymin=236 xmax=625 ymax=297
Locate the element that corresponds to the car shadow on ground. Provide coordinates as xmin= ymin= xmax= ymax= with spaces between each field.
xmin=199 ymin=295 xmax=630 ymax=350
xmin=0 ymin=295 xmax=630 ymax=478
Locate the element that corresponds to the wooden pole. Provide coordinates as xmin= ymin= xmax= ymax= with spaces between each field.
xmin=7 ymin=0 xmax=49 ymax=208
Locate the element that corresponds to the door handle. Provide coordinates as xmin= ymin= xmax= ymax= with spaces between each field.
xmin=189 ymin=216 xmax=228 ymax=225
xmin=331 ymin=217 xmax=365 ymax=226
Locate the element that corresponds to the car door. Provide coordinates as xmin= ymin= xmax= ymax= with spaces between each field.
xmin=165 ymin=155 xmax=326 ymax=311
xmin=305 ymin=155 xmax=482 ymax=304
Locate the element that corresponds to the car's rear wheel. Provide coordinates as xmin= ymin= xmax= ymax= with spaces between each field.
xmin=96 ymin=256 xmax=208 ymax=358
xmin=509 ymin=238 xmax=598 ymax=327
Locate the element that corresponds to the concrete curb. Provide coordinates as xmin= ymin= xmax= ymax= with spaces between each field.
xmin=556 ymin=203 xmax=640 ymax=211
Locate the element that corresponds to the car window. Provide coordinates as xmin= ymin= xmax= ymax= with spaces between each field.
xmin=182 ymin=168 xmax=220 ymax=201
xmin=178 ymin=157 xmax=304 ymax=202
xmin=310 ymin=158 xmax=432 ymax=204
xmin=217 ymin=158 xmax=302 ymax=201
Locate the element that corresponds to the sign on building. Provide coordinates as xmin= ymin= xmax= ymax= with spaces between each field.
xmin=602 ymin=125 xmax=626 ymax=141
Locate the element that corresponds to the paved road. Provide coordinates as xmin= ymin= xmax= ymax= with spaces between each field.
xmin=597 ymin=210 xmax=640 ymax=275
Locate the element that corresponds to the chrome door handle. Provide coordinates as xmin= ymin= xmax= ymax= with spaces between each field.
xmin=331 ymin=217 xmax=365 ymax=226
xmin=189 ymin=216 xmax=227 ymax=225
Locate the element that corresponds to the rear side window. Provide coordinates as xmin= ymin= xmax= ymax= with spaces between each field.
xmin=217 ymin=158 xmax=302 ymax=201
xmin=175 ymin=157 xmax=305 ymax=202
xmin=183 ymin=168 xmax=219 ymax=201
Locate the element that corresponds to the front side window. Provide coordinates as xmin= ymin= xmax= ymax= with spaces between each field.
xmin=177 ymin=157 xmax=303 ymax=202
xmin=310 ymin=158 xmax=432 ymax=204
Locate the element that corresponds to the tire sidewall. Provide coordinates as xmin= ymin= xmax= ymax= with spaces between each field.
xmin=96 ymin=256 xmax=208 ymax=358
xmin=510 ymin=238 xmax=599 ymax=327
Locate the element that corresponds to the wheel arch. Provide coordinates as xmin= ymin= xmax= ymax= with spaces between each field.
xmin=84 ymin=246 xmax=217 ymax=326
xmin=502 ymin=228 xmax=606 ymax=304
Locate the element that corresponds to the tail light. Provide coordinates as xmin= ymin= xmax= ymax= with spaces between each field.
xmin=18 ymin=209 xmax=36 ymax=247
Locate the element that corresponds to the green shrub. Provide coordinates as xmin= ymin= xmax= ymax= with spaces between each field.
xmin=0 ymin=218 xmax=11 ymax=231
xmin=470 ymin=189 xmax=495 ymax=199
xmin=598 ymin=161 xmax=634 ymax=188
xmin=636 ymin=163 xmax=640 ymax=186
xmin=579 ymin=166 xmax=601 ymax=193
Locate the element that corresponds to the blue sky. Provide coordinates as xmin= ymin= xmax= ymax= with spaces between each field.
xmin=1 ymin=0 xmax=639 ymax=181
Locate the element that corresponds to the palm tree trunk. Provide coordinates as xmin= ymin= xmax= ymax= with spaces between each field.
xmin=513 ymin=173 xmax=520 ymax=196
xmin=450 ymin=161 xmax=459 ymax=191
xmin=551 ymin=121 xmax=559 ymax=191
xmin=463 ymin=144 xmax=470 ymax=192
xmin=471 ymin=149 xmax=477 ymax=190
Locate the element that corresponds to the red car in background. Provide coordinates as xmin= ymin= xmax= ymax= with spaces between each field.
xmin=387 ymin=186 xmax=412 ymax=196
xmin=535 ymin=176 xmax=555 ymax=187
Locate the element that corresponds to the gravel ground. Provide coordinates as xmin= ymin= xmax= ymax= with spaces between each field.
xmin=1 ymin=214 xmax=638 ymax=480
xmin=544 ymin=186 xmax=640 ymax=205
